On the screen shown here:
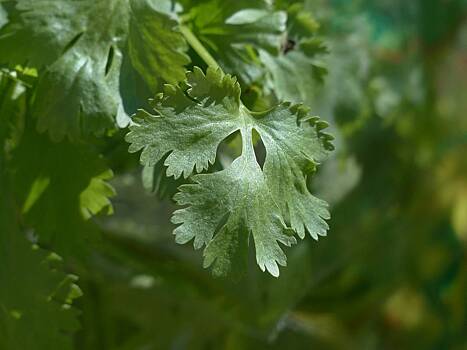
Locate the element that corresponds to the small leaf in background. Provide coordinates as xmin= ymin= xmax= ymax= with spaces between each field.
xmin=185 ymin=0 xmax=286 ymax=85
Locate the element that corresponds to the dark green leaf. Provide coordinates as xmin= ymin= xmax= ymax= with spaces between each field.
xmin=0 ymin=0 xmax=190 ymax=140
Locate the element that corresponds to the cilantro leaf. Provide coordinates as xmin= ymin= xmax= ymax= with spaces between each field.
xmin=12 ymin=121 xmax=115 ymax=256
xmin=127 ymin=67 xmax=332 ymax=276
xmin=0 ymin=69 xmax=27 ymax=150
xmin=0 ymin=230 xmax=81 ymax=350
xmin=260 ymin=4 xmax=328 ymax=104
xmin=0 ymin=0 xmax=189 ymax=140
xmin=0 ymin=68 xmax=113 ymax=257
xmin=0 ymin=87 xmax=80 ymax=349
xmin=260 ymin=38 xmax=328 ymax=104
xmin=185 ymin=0 xmax=286 ymax=84
xmin=0 ymin=194 xmax=81 ymax=349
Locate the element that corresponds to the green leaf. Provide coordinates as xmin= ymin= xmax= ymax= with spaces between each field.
xmin=0 ymin=0 xmax=190 ymax=140
xmin=127 ymin=67 xmax=332 ymax=276
xmin=128 ymin=0 xmax=189 ymax=93
xmin=186 ymin=0 xmax=286 ymax=84
xmin=12 ymin=121 xmax=115 ymax=256
xmin=0 ymin=231 xmax=81 ymax=350
xmin=0 ymin=94 xmax=80 ymax=350
xmin=80 ymin=168 xmax=115 ymax=220
xmin=0 ymin=199 xmax=80 ymax=349
xmin=259 ymin=2 xmax=329 ymax=104
xmin=260 ymin=38 xmax=328 ymax=104
xmin=0 ymin=69 xmax=26 ymax=150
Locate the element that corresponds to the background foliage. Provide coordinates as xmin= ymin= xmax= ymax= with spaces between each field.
xmin=0 ymin=0 xmax=466 ymax=349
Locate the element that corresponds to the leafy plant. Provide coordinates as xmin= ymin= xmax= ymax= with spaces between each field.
xmin=0 ymin=0 xmax=333 ymax=348
xmin=2 ymin=0 xmax=464 ymax=349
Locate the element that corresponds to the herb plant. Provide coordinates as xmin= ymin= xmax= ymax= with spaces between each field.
xmin=0 ymin=0 xmax=332 ymax=347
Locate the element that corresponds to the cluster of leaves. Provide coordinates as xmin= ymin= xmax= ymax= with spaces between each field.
xmin=1 ymin=0 xmax=466 ymax=349
xmin=0 ymin=0 xmax=332 ymax=274
xmin=0 ymin=0 xmax=335 ymax=348
xmin=0 ymin=69 xmax=82 ymax=349
xmin=85 ymin=1 xmax=467 ymax=349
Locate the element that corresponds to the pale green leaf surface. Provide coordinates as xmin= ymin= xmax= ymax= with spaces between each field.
xmin=0 ymin=0 xmax=189 ymax=140
xmin=127 ymin=67 xmax=332 ymax=276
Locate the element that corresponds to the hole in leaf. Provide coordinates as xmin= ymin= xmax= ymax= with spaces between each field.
xmin=215 ymin=130 xmax=242 ymax=169
xmin=252 ymin=129 xmax=266 ymax=170
xmin=105 ymin=46 xmax=114 ymax=76
xmin=62 ymin=32 xmax=84 ymax=55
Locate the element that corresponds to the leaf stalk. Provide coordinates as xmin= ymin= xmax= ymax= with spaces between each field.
xmin=179 ymin=25 xmax=221 ymax=71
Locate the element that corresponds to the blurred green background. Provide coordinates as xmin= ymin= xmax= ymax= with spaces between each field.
xmin=72 ymin=1 xmax=467 ymax=349
xmin=1 ymin=0 xmax=465 ymax=349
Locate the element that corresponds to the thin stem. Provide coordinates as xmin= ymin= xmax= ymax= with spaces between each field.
xmin=180 ymin=25 xmax=221 ymax=71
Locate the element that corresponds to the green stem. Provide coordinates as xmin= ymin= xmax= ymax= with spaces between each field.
xmin=180 ymin=25 xmax=221 ymax=70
